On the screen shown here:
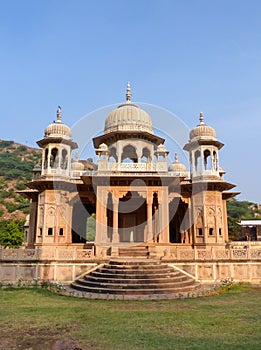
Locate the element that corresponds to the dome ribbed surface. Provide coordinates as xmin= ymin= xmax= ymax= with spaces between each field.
xmin=44 ymin=120 xmax=72 ymax=139
xmin=168 ymin=161 xmax=187 ymax=172
xmin=189 ymin=123 xmax=216 ymax=140
xmin=104 ymin=102 xmax=153 ymax=134
xmin=168 ymin=153 xmax=187 ymax=172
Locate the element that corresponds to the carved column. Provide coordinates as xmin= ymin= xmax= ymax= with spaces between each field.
xmin=160 ymin=187 xmax=170 ymax=243
xmin=112 ymin=196 xmax=119 ymax=244
xmin=146 ymin=191 xmax=153 ymax=242
xmin=200 ymin=148 xmax=204 ymax=172
xmin=137 ymin=147 xmax=143 ymax=163
xmin=222 ymin=199 xmax=229 ymax=243
xmin=95 ymin=187 xmax=107 ymax=244
xmin=27 ymin=196 xmax=38 ymax=247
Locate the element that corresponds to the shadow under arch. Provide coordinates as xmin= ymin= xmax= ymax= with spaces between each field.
xmin=169 ymin=197 xmax=189 ymax=243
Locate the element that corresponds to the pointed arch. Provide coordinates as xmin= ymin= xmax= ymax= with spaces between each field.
xmin=204 ymin=149 xmax=212 ymax=170
xmin=121 ymin=144 xmax=138 ymax=163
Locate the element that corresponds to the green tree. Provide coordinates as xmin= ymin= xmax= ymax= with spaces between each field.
xmin=0 ymin=220 xmax=24 ymax=248
xmin=86 ymin=214 xmax=96 ymax=241
xmin=227 ymin=198 xmax=261 ymax=240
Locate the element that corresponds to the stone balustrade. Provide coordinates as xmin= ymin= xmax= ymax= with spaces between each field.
xmin=0 ymin=244 xmax=261 ymax=262
xmin=0 ymin=246 xmax=94 ymax=261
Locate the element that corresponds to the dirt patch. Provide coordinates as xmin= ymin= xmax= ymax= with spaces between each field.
xmin=0 ymin=338 xmax=84 ymax=350
xmin=0 ymin=327 xmax=86 ymax=350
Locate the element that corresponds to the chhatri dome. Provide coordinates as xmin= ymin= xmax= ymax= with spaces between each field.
xmin=44 ymin=106 xmax=72 ymax=139
xmin=168 ymin=153 xmax=187 ymax=172
xmin=189 ymin=112 xmax=216 ymax=141
xmin=104 ymin=83 xmax=153 ymax=134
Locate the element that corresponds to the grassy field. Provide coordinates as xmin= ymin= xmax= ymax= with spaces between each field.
xmin=0 ymin=285 xmax=260 ymax=350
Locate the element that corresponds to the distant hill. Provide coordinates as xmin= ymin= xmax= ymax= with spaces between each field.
xmin=0 ymin=140 xmax=41 ymax=220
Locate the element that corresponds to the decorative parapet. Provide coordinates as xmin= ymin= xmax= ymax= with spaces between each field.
xmin=0 ymin=244 xmax=261 ymax=262
xmin=155 ymin=244 xmax=261 ymax=261
xmin=0 ymin=248 xmax=39 ymax=260
xmin=0 ymin=246 xmax=94 ymax=261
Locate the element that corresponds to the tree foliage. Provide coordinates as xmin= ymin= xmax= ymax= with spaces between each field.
xmin=0 ymin=220 xmax=24 ymax=248
xmin=227 ymin=199 xmax=261 ymax=241
xmin=86 ymin=214 xmax=96 ymax=241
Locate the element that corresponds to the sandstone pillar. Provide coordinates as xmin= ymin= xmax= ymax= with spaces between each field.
xmin=112 ymin=196 xmax=119 ymax=244
xmin=146 ymin=192 xmax=153 ymax=242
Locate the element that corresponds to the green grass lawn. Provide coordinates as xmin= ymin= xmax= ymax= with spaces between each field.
xmin=0 ymin=285 xmax=260 ymax=350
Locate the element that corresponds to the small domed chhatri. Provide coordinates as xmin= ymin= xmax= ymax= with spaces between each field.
xmin=168 ymin=153 xmax=187 ymax=173
xmin=44 ymin=106 xmax=72 ymax=139
xmin=189 ymin=112 xmax=216 ymax=141
xmin=71 ymin=154 xmax=85 ymax=171
xmin=104 ymin=83 xmax=153 ymax=134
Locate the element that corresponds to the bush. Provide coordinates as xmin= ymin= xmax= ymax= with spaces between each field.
xmin=0 ymin=220 xmax=24 ymax=248
xmin=15 ymin=182 xmax=26 ymax=190
xmin=17 ymin=145 xmax=27 ymax=152
xmin=0 ymin=140 xmax=14 ymax=148
xmin=5 ymin=202 xmax=18 ymax=213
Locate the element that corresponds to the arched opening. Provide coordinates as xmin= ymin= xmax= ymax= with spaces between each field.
xmin=109 ymin=147 xmax=118 ymax=162
xmin=50 ymin=148 xmax=58 ymax=168
xmin=152 ymin=192 xmax=159 ymax=242
xmin=47 ymin=206 xmax=55 ymax=236
xmin=44 ymin=148 xmax=48 ymax=169
xmin=169 ymin=198 xmax=188 ymax=243
xmin=204 ymin=149 xmax=212 ymax=170
xmin=61 ymin=149 xmax=68 ymax=169
xmin=194 ymin=150 xmax=201 ymax=171
xmin=118 ymin=191 xmax=146 ymax=242
xmin=213 ymin=151 xmax=218 ymax=170
xmin=106 ymin=192 xmax=113 ymax=242
xmin=121 ymin=145 xmax=138 ymax=163
xmin=109 ymin=147 xmax=117 ymax=162
xmin=141 ymin=147 xmax=150 ymax=163
xmin=71 ymin=201 xmax=96 ymax=243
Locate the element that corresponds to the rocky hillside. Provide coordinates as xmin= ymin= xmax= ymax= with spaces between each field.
xmin=0 ymin=140 xmax=41 ymax=220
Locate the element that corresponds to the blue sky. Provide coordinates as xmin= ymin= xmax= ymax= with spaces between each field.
xmin=0 ymin=0 xmax=261 ymax=203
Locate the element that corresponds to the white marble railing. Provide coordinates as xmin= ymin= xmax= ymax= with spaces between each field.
xmin=192 ymin=169 xmax=221 ymax=178
xmin=41 ymin=168 xmax=69 ymax=176
xmin=108 ymin=163 xmax=156 ymax=172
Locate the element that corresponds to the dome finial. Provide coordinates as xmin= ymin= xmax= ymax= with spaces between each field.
xmin=175 ymin=152 xmax=178 ymax=162
xmin=199 ymin=112 xmax=204 ymax=125
xmin=57 ymin=106 xmax=62 ymax=121
xmin=126 ymin=82 xmax=132 ymax=102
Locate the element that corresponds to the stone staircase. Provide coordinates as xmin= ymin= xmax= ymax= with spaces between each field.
xmin=71 ymin=259 xmax=200 ymax=297
xmin=118 ymin=246 xmax=149 ymax=258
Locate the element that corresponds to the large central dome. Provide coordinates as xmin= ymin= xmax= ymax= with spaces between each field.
xmin=104 ymin=83 xmax=153 ymax=134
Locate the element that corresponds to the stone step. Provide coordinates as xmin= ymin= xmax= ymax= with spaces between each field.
xmin=96 ymin=266 xmax=175 ymax=274
xmin=71 ymin=259 xmax=200 ymax=298
xmin=82 ymin=274 xmax=190 ymax=284
xmin=77 ymin=278 xmax=195 ymax=289
xmin=71 ymin=282 xmax=200 ymax=295
xmin=89 ymin=270 xmax=181 ymax=280
xmin=109 ymin=259 xmax=162 ymax=266
xmin=118 ymin=247 xmax=149 ymax=257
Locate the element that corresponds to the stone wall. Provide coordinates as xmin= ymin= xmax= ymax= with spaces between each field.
xmin=0 ymin=243 xmax=261 ymax=283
